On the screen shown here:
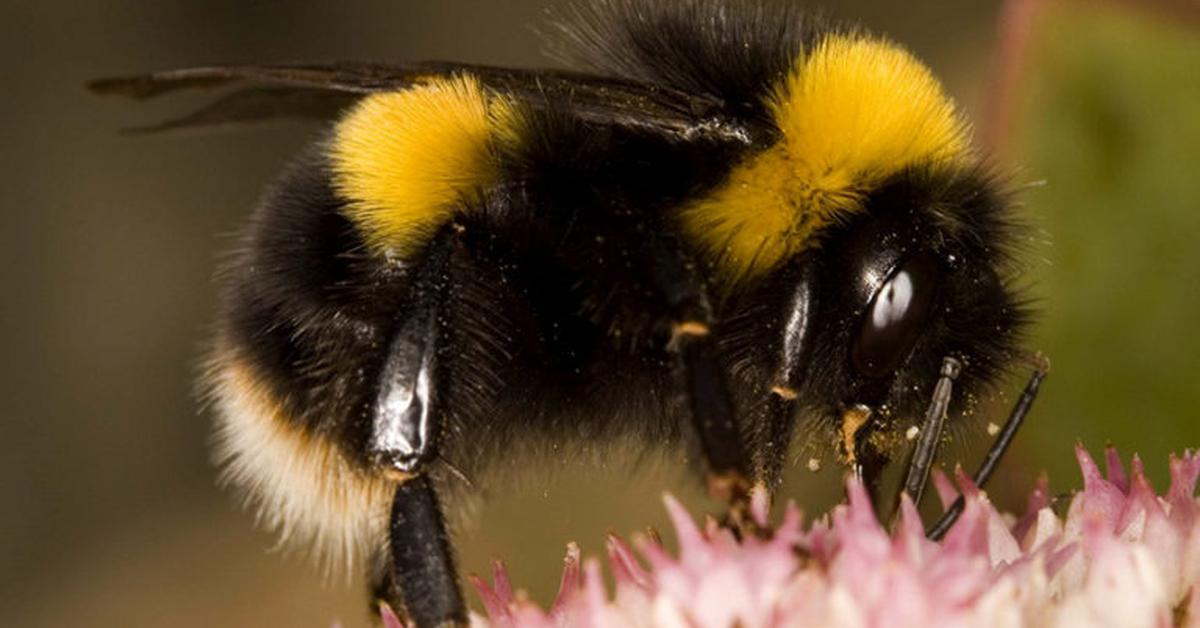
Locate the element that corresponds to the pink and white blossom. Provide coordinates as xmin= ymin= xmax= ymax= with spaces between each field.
xmin=450 ymin=446 xmax=1199 ymax=628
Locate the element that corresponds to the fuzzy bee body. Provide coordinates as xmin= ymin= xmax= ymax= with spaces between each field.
xmin=94 ymin=1 xmax=1036 ymax=624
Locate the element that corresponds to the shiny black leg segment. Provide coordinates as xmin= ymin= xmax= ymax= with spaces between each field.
xmin=370 ymin=292 xmax=441 ymax=475
xmin=388 ymin=477 xmax=466 ymax=627
xmin=647 ymin=235 xmax=752 ymax=502
xmin=762 ymin=264 xmax=817 ymax=490
xmin=369 ymin=230 xmax=455 ymax=475
xmin=899 ymin=357 xmax=962 ymax=512
xmin=926 ymin=361 xmax=1048 ymax=540
xmin=674 ymin=330 xmax=752 ymax=499
xmin=369 ymin=229 xmax=467 ymax=624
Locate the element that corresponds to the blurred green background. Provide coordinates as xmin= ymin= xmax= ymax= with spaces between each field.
xmin=0 ymin=0 xmax=1195 ymax=626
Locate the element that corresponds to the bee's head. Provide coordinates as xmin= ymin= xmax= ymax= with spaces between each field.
xmin=769 ymin=165 xmax=1030 ymax=467
xmin=684 ymin=33 xmax=1031 ymax=478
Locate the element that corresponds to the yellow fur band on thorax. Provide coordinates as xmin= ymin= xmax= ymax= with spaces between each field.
xmin=681 ymin=34 xmax=972 ymax=282
xmin=331 ymin=76 xmax=518 ymax=257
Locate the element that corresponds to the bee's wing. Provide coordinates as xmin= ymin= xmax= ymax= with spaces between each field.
xmin=94 ymin=86 xmax=359 ymax=134
xmin=89 ymin=61 xmax=751 ymax=143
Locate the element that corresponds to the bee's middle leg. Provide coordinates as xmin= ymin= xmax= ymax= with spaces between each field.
xmin=643 ymin=235 xmax=756 ymax=522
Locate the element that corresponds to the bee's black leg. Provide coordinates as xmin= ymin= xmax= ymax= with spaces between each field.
xmin=367 ymin=233 xmax=453 ymax=477
xmin=763 ymin=264 xmax=817 ymax=489
xmin=926 ymin=358 xmax=1048 ymax=540
xmin=899 ymin=356 xmax=962 ymax=512
xmin=672 ymin=325 xmax=753 ymax=504
xmin=385 ymin=477 xmax=465 ymax=627
xmin=367 ymin=229 xmax=466 ymax=626
xmin=646 ymin=237 xmax=753 ymax=513
xmin=366 ymin=481 xmax=465 ymax=627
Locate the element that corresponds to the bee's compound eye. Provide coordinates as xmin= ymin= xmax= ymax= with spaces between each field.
xmin=852 ymin=254 xmax=940 ymax=378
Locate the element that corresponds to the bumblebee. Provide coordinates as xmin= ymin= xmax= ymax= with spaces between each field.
xmin=92 ymin=0 xmax=1047 ymax=625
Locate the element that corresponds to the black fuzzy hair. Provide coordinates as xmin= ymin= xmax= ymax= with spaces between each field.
xmin=213 ymin=141 xmax=404 ymax=445
xmin=544 ymin=0 xmax=831 ymax=122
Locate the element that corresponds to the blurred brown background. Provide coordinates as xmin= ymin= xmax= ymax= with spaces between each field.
xmin=2 ymin=1 xmax=1195 ymax=626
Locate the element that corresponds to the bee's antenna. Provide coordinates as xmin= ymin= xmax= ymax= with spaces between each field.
xmin=898 ymin=357 xmax=963 ymax=515
xmin=925 ymin=354 xmax=1049 ymax=540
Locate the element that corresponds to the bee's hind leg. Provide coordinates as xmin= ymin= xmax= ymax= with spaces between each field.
xmin=369 ymin=477 xmax=464 ymax=627
xmin=367 ymin=227 xmax=467 ymax=626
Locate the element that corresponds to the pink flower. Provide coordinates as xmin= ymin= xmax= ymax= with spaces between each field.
xmin=467 ymin=446 xmax=1199 ymax=628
